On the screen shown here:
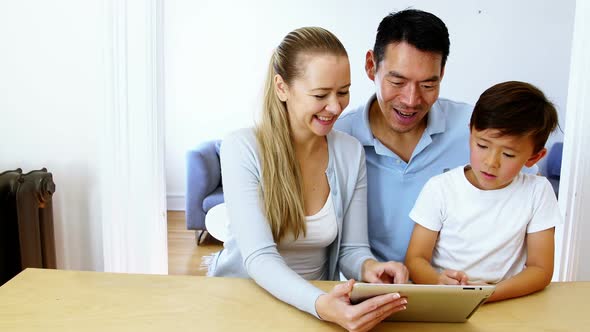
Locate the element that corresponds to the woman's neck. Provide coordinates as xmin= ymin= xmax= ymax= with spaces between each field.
xmin=291 ymin=131 xmax=327 ymax=160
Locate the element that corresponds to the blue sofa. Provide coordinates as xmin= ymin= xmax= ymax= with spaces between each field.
xmin=546 ymin=142 xmax=563 ymax=197
xmin=185 ymin=140 xmax=224 ymax=244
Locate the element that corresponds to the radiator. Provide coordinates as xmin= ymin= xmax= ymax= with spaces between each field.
xmin=0 ymin=168 xmax=56 ymax=285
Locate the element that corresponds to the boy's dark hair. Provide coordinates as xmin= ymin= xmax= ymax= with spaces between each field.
xmin=470 ymin=81 xmax=558 ymax=153
xmin=374 ymin=9 xmax=450 ymax=70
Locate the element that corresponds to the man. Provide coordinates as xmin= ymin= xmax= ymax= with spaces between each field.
xmin=334 ymin=9 xmax=473 ymax=263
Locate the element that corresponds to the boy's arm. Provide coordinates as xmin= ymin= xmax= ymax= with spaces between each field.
xmin=487 ymin=227 xmax=555 ymax=302
xmin=406 ymin=224 xmax=468 ymax=285
xmin=405 ymin=224 xmax=438 ymax=283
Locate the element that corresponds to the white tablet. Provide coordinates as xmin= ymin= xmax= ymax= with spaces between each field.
xmin=350 ymin=283 xmax=495 ymax=323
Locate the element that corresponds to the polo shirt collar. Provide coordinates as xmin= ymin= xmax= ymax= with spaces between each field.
xmin=353 ymin=94 xmax=378 ymax=146
xmin=425 ymin=99 xmax=446 ymax=135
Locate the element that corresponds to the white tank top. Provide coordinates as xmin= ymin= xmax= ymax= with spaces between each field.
xmin=278 ymin=194 xmax=338 ymax=280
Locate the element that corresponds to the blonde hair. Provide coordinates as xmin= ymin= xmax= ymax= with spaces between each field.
xmin=255 ymin=27 xmax=347 ymax=243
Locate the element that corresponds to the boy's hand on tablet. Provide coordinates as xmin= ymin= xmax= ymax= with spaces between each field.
xmin=467 ymin=280 xmax=490 ymax=286
xmin=438 ymin=269 xmax=469 ymax=285
xmin=361 ymin=259 xmax=409 ymax=284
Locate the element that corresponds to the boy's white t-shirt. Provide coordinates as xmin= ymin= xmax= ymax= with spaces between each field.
xmin=409 ymin=165 xmax=561 ymax=284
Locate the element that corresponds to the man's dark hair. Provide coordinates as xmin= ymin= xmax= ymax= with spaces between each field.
xmin=374 ymin=9 xmax=450 ymax=70
xmin=470 ymin=81 xmax=559 ymax=153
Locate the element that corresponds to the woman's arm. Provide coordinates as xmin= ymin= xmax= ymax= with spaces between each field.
xmin=222 ymin=131 xmax=407 ymax=331
xmin=220 ymin=131 xmax=324 ymax=316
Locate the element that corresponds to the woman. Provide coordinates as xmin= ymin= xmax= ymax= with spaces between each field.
xmin=209 ymin=27 xmax=408 ymax=331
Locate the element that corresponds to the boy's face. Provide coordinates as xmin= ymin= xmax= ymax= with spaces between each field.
xmin=466 ymin=128 xmax=547 ymax=190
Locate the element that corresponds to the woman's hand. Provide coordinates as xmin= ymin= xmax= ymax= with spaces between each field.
xmin=315 ymin=279 xmax=407 ymax=332
xmin=362 ymin=259 xmax=409 ymax=284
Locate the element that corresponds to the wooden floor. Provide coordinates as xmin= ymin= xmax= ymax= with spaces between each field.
xmin=167 ymin=211 xmax=222 ymax=276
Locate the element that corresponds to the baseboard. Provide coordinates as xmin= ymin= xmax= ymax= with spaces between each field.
xmin=167 ymin=193 xmax=185 ymax=211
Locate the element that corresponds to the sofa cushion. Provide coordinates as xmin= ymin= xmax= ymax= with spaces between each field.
xmin=203 ymin=186 xmax=224 ymax=212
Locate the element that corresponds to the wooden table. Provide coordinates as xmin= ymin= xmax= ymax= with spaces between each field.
xmin=0 ymin=268 xmax=587 ymax=331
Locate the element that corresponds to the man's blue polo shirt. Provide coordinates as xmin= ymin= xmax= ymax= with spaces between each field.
xmin=334 ymin=95 xmax=473 ymax=263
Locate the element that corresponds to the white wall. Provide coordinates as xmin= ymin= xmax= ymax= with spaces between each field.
xmin=165 ymin=0 xmax=575 ymax=209
xmin=0 ymin=1 xmax=168 ymax=275
xmin=0 ymin=1 xmax=107 ymax=270
xmin=0 ymin=0 xmax=578 ymax=276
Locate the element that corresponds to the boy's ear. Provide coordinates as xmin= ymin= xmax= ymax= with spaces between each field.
xmin=525 ymin=148 xmax=547 ymax=167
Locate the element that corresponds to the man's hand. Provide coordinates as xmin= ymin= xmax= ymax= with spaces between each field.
xmin=362 ymin=259 xmax=409 ymax=284
xmin=438 ymin=269 xmax=468 ymax=285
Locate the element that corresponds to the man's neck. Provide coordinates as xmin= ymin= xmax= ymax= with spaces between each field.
xmin=369 ymin=101 xmax=427 ymax=163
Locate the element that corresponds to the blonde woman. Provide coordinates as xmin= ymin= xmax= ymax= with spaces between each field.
xmin=209 ymin=27 xmax=408 ymax=332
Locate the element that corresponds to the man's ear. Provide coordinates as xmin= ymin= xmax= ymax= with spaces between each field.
xmin=525 ymin=148 xmax=547 ymax=167
xmin=365 ymin=50 xmax=376 ymax=81
xmin=274 ymin=74 xmax=289 ymax=102
xmin=440 ymin=65 xmax=445 ymax=82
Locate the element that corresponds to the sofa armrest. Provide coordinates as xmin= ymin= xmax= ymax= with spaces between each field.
xmin=185 ymin=140 xmax=222 ymax=231
xmin=547 ymin=142 xmax=563 ymax=179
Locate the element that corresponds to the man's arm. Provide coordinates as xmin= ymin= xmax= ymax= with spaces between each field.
xmin=361 ymin=258 xmax=409 ymax=284
xmin=486 ymin=228 xmax=555 ymax=302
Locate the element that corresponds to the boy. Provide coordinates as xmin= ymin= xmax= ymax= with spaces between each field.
xmin=405 ymin=81 xmax=561 ymax=302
